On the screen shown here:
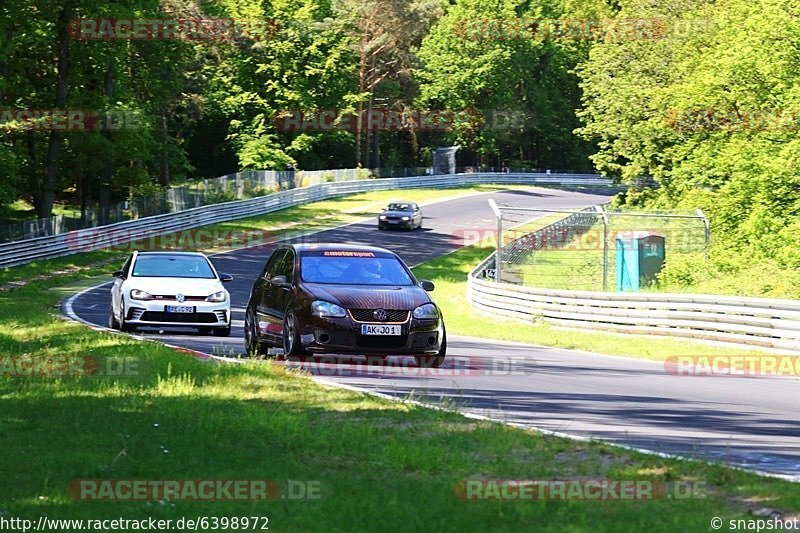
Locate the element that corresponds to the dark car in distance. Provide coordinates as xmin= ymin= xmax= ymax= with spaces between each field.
xmin=378 ymin=201 xmax=423 ymax=230
xmin=244 ymin=243 xmax=446 ymax=367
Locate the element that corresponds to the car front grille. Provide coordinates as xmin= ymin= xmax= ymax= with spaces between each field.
xmin=139 ymin=311 xmax=222 ymax=324
xmin=151 ymin=295 xmax=207 ymax=302
xmin=349 ymin=309 xmax=410 ymax=323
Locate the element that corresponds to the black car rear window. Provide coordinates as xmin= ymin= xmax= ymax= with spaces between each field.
xmin=300 ymin=251 xmax=413 ymax=286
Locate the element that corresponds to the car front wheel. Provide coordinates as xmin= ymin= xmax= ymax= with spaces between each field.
xmin=109 ymin=304 xmax=120 ymax=330
xmin=282 ymin=312 xmax=309 ymax=358
xmin=119 ymin=300 xmax=135 ymax=333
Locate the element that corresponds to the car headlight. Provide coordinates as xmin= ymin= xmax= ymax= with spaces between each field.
xmin=401 ymin=216 xmax=410 ymax=221
xmin=413 ymin=303 xmax=438 ymax=319
xmin=206 ymin=290 xmax=226 ymax=303
xmin=379 ymin=215 xmax=387 ymax=220
xmin=311 ymin=300 xmax=346 ymax=318
xmin=129 ymin=289 xmax=154 ymax=301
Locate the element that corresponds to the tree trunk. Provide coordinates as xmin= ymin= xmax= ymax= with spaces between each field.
xmin=364 ymin=92 xmax=374 ymax=169
xmin=159 ymin=110 xmax=170 ymax=187
xmin=99 ymin=54 xmax=116 ymax=225
xmin=39 ymin=1 xmax=72 ymax=219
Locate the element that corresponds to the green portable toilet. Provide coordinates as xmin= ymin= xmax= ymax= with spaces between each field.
xmin=615 ymin=231 xmax=666 ymax=291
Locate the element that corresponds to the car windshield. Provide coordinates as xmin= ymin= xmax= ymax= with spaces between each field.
xmin=387 ymin=203 xmax=412 ymax=211
xmin=300 ymin=252 xmax=414 ymax=286
xmin=131 ymin=255 xmax=216 ymax=279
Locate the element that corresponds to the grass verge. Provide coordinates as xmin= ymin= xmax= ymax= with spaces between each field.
xmin=1 ymin=261 xmax=800 ymax=531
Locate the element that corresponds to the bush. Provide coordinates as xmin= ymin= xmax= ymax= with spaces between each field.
xmin=656 ymin=252 xmax=711 ymax=289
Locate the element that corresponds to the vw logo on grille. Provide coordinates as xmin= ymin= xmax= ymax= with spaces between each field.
xmin=176 ymin=293 xmax=185 ymax=303
xmin=373 ymin=309 xmax=388 ymax=321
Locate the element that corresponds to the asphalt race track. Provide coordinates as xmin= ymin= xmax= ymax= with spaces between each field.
xmin=64 ymin=187 xmax=800 ymax=480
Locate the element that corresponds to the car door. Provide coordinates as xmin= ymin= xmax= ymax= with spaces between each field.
xmin=272 ymin=249 xmax=296 ymax=329
xmin=412 ymin=204 xmax=422 ymax=226
xmin=255 ymin=248 xmax=286 ymax=342
xmin=111 ymin=254 xmax=133 ymax=319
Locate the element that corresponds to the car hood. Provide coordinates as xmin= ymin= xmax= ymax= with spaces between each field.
xmin=125 ymin=277 xmax=224 ymax=296
xmin=381 ymin=210 xmax=413 ymax=217
xmin=304 ymin=283 xmax=430 ymax=310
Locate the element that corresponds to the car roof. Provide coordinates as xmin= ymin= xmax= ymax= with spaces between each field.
xmin=290 ymin=243 xmax=395 ymax=255
xmin=135 ymin=251 xmax=207 ymax=257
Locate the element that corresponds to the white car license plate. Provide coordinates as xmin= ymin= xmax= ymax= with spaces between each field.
xmin=166 ymin=305 xmax=194 ymax=313
xmin=361 ymin=324 xmax=401 ymax=336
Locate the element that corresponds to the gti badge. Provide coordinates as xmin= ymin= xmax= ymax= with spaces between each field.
xmin=373 ymin=308 xmax=387 ymax=321
xmin=176 ymin=293 xmax=185 ymax=303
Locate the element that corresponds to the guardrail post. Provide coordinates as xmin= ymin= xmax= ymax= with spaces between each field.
xmin=697 ymin=208 xmax=710 ymax=260
xmin=488 ymin=199 xmax=502 ymax=282
xmin=595 ymin=205 xmax=609 ymax=290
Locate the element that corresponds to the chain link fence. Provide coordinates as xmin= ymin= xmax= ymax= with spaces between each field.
xmin=488 ymin=202 xmax=709 ymax=291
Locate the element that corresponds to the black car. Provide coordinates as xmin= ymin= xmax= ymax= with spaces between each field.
xmin=244 ymin=243 xmax=446 ymax=367
xmin=378 ymin=201 xmax=423 ymax=230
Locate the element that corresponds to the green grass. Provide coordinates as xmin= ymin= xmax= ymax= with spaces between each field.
xmin=2 ymin=260 xmax=800 ymax=531
xmin=411 ymin=244 xmax=773 ymax=362
xmin=1 ymin=198 xmax=83 ymax=222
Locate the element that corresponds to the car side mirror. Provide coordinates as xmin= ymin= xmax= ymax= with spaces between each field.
xmin=271 ymin=274 xmax=290 ymax=288
xmin=220 ymin=273 xmax=234 ymax=283
xmin=419 ymin=279 xmax=435 ymax=292
xmin=112 ymin=270 xmax=125 ymax=279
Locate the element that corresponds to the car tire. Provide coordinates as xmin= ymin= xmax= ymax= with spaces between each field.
xmin=378 ymin=225 xmax=385 ymax=230
xmin=109 ymin=305 xmax=120 ymax=330
xmin=119 ymin=300 xmax=136 ymax=333
xmin=244 ymin=308 xmax=270 ymax=357
xmin=417 ymin=219 xmax=423 ymax=230
xmin=283 ymin=312 xmax=309 ymax=358
xmin=414 ymin=326 xmax=446 ymax=368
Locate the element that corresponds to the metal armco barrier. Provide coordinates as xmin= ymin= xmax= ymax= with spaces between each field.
xmin=468 ymin=252 xmax=800 ymax=353
xmin=0 ymin=172 xmax=612 ymax=269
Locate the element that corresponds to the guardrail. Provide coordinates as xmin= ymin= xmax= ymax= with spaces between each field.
xmin=468 ymin=254 xmax=800 ymax=353
xmin=0 ymin=172 xmax=613 ymax=269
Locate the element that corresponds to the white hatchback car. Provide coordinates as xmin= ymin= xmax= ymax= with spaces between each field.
xmin=109 ymin=251 xmax=233 ymax=336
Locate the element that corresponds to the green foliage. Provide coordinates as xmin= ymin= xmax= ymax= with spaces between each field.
xmin=577 ymin=0 xmax=800 ymax=298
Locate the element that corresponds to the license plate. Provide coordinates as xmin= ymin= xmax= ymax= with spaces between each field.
xmin=387 ymin=220 xmax=399 ymax=224
xmin=361 ymin=324 xmax=402 ymax=336
xmin=166 ymin=305 xmax=194 ymax=313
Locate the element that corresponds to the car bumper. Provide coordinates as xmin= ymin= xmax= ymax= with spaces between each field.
xmin=299 ymin=315 xmax=443 ymax=355
xmin=125 ymin=300 xmax=230 ymax=328
xmin=378 ymin=220 xmax=413 ymax=229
